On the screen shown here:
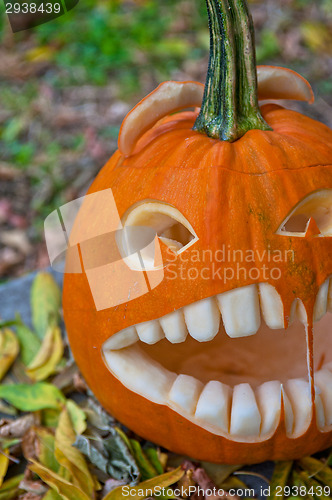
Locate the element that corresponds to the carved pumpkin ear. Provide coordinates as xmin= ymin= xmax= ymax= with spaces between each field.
xmin=118 ymin=201 xmax=198 ymax=268
xmin=277 ymin=189 xmax=332 ymax=237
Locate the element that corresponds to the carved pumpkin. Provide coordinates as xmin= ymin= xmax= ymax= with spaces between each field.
xmin=63 ymin=0 xmax=332 ymax=463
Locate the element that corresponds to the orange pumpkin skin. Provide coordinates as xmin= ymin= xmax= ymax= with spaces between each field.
xmin=63 ymin=102 xmax=332 ymax=464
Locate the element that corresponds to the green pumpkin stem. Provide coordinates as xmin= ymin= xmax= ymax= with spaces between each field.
xmin=194 ymin=0 xmax=272 ymax=142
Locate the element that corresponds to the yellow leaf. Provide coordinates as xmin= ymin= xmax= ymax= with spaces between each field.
xmin=31 ymin=273 xmax=61 ymax=340
xmin=0 ymin=450 xmax=9 ymax=488
xmin=55 ymin=408 xmax=96 ymax=499
xmin=26 ymin=326 xmax=64 ymax=381
xmin=301 ymin=22 xmax=332 ymax=53
xmin=25 ymin=46 xmax=55 ymax=63
xmin=103 ymin=466 xmax=185 ymax=500
xmin=0 ymin=329 xmax=19 ymax=381
xmin=29 ymin=460 xmax=91 ymax=500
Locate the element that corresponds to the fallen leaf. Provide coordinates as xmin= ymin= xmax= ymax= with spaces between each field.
xmin=102 ymin=479 xmax=127 ymax=497
xmin=66 ymin=400 xmax=86 ymax=436
xmin=15 ymin=318 xmax=41 ymax=367
xmin=145 ymin=448 xmax=164 ymax=475
xmin=0 ymin=473 xmax=24 ymax=499
xmin=0 ymin=400 xmax=17 ymax=416
xmin=25 ymin=46 xmax=55 ymax=63
xmin=269 ymin=461 xmax=293 ymax=499
xmin=0 ymin=383 xmax=65 ymax=411
xmin=42 ymin=490 xmax=62 ymax=499
xmin=82 ymin=399 xmax=114 ymax=432
xmin=54 ymin=408 xmax=96 ymax=498
xmin=52 ymin=362 xmax=79 ymax=393
xmin=22 ymin=426 xmax=59 ymax=475
xmin=299 ymin=457 xmax=332 ymax=487
xmin=26 ymin=327 xmax=64 ymax=381
xmin=31 ymin=273 xmax=61 ymax=340
xmin=130 ymin=440 xmax=158 ymax=481
xmin=74 ymin=427 xmax=140 ymax=484
xmin=29 ymin=460 xmax=91 ymax=500
xmin=18 ymin=476 xmax=48 ymax=495
xmin=0 ymin=329 xmax=19 ymax=381
xmin=0 ymin=449 xmax=9 ymax=487
xmin=0 ymin=247 xmax=22 ymax=275
xmin=102 ymin=466 xmax=185 ymax=500
xmin=41 ymin=409 xmax=61 ymax=429
xmin=104 ymin=429 xmax=140 ymax=482
xmin=184 ymin=462 xmax=241 ymax=500
xmin=0 ymin=413 xmax=40 ymax=439
xmin=0 ymin=230 xmax=32 ymax=256
xmin=298 ymin=470 xmax=330 ymax=499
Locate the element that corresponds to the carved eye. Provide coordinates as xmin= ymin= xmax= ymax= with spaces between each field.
xmin=118 ymin=200 xmax=198 ymax=270
xmin=277 ymin=189 xmax=332 ymax=237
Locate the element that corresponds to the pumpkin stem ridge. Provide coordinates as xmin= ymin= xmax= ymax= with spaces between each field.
xmin=193 ymin=0 xmax=272 ymax=142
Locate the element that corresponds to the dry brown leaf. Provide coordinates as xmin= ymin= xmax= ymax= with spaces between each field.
xmin=0 ymin=414 xmax=40 ymax=439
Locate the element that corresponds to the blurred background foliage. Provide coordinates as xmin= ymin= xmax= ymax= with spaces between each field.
xmin=0 ymin=0 xmax=332 ymax=277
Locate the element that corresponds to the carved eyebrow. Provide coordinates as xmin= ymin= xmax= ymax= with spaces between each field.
xmin=118 ymin=200 xmax=199 ymax=270
xmin=276 ymin=189 xmax=332 ymax=237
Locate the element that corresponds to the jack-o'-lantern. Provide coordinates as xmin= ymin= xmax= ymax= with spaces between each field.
xmin=63 ymin=0 xmax=332 ymax=463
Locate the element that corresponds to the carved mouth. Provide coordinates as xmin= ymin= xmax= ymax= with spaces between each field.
xmin=102 ymin=282 xmax=332 ymax=442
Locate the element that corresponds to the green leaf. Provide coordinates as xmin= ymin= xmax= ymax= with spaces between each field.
xmin=0 ymin=383 xmax=65 ymax=411
xmin=130 ymin=440 xmax=158 ymax=480
xmin=31 ymin=273 xmax=61 ymax=340
xmin=74 ymin=435 xmax=111 ymax=476
xmin=269 ymin=461 xmax=293 ymax=499
xmin=37 ymin=428 xmax=60 ymax=473
xmin=145 ymin=448 xmax=164 ymax=475
xmin=104 ymin=428 xmax=140 ymax=483
xmin=15 ymin=318 xmax=41 ymax=366
xmin=66 ymin=400 xmax=87 ymax=435
xmin=75 ymin=428 xmax=140 ymax=484
xmin=42 ymin=408 xmax=61 ymax=428
xmin=292 ymin=471 xmax=314 ymax=500
xmin=103 ymin=466 xmax=185 ymax=500
xmin=0 ymin=473 xmax=24 ymax=499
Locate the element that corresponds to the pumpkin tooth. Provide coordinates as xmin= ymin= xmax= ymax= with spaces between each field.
xmin=315 ymin=369 xmax=332 ymax=426
xmin=258 ymin=284 xmax=284 ymax=329
xmin=284 ymin=379 xmax=312 ymax=436
xmin=168 ymin=374 xmax=204 ymax=415
xmin=313 ymin=279 xmax=329 ymax=322
xmin=256 ymin=381 xmax=282 ymax=437
xmin=217 ymin=285 xmax=261 ymax=338
xmin=183 ymin=297 xmax=220 ymax=342
xmin=289 ymin=298 xmax=307 ymax=326
xmin=195 ymin=381 xmax=231 ymax=432
xmin=230 ymin=383 xmax=261 ymax=437
xmin=315 ymin=386 xmax=326 ymax=429
xmin=159 ymin=310 xmax=188 ymax=344
xmin=103 ymin=327 xmax=138 ymax=351
xmin=136 ymin=320 xmax=165 ymax=345
xmin=281 ymin=385 xmax=294 ymax=435
xmin=103 ymin=344 xmax=176 ymax=404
